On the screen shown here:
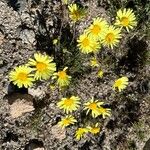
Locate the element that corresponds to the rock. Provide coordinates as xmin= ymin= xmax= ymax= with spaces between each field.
xmin=0 ymin=1 xmax=21 ymax=39
xmin=19 ymin=29 xmax=36 ymax=45
xmin=143 ymin=138 xmax=150 ymax=150
xmin=28 ymin=87 xmax=46 ymax=99
xmin=51 ymin=125 xmax=66 ymax=141
xmin=24 ymin=139 xmax=44 ymax=150
xmin=5 ymin=93 xmax=35 ymax=118
xmin=34 ymin=148 xmax=45 ymax=150
xmin=0 ymin=31 xmax=5 ymax=45
xmin=10 ymin=98 xmax=34 ymax=118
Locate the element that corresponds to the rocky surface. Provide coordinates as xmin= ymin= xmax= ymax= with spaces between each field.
xmin=0 ymin=0 xmax=150 ymax=150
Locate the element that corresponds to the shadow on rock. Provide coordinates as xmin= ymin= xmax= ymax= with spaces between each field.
xmin=24 ymin=139 xmax=44 ymax=150
xmin=115 ymin=37 xmax=148 ymax=74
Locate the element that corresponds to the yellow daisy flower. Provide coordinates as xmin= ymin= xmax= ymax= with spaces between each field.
xmin=57 ymin=96 xmax=80 ymax=114
xmin=84 ymin=97 xmax=104 ymax=118
xmin=115 ymin=8 xmax=137 ymax=32
xmin=91 ymin=40 xmax=101 ymax=53
xmin=97 ymin=70 xmax=103 ymax=78
xmin=53 ymin=67 xmax=71 ymax=87
xmin=98 ymin=107 xmax=111 ymax=119
xmin=90 ymin=57 xmax=99 ymax=68
xmin=28 ymin=53 xmax=56 ymax=80
xmin=86 ymin=17 xmax=108 ymax=40
xmin=68 ymin=4 xmax=85 ymax=22
xmin=77 ymin=33 xmax=95 ymax=54
xmin=101 ymin=26 xmax=121 ymax=49
xmin=113 ymin=76 xmax=129 ymax=92
xmin=75 ymin=128 xmax=89 ymax=140
xmin=53 ymin=39 xmax=58 ymax=45
xmin=58 ymin=115 xmax=77 ymax=128
xmin=9 ymin=65 xmax=34 ymax=88
xmin=87 ymin=123 xmax=100 ymax=134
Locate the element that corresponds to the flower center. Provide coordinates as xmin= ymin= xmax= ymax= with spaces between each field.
xmin=105 ymin=33 xmax=115 ymax=43
xmin=92 ymin=25 xmax=101 ymax=35
xmin=88 ymin=102 xmax=97 ymax=110
xmin=36 ymin=62 xmax=47 ymax=71
xmin=121 ymin=17 xmax=129 ymax=26
xmin=115 ymin=79 xmax=122 ymax=87
xmin=58 ymin=71 xmax=67 ymax=79
xmin=82 ymin=38 xmax=90 ymax=47
xmin=64 ymin=98 xmax=74 ymax=106
xmin=17 ymin=72 xmax=27 ymax=81
xmin=91 ymin=127 xmax=100 ymax=134
xmin=73 ymin=10 xmax=79 ymax=18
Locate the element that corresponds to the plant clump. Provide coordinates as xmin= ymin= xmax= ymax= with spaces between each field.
xmin=9 ymin=2 xmax=137 ymax=142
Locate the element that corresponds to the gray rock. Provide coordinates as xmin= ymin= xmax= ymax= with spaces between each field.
xmin=143 ymin=138 xmax=150 ymax=150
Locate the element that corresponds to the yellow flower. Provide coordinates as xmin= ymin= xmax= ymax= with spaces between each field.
xmin=113 ymin=76 xmax=129 ymax=92
xmin=28 ymin=53 xmax=56 ymax=80
xmin=62 ymin=0 xmax=68 ymax=5
xmin=86 ymin=17 xmax=108 ymax=40
xmin=101 ymin=26 xmax=121 ymax=49
xmin=75 ymin=128 xmax=88 ymax=140
xmin=53 ymin=67 xmax=71 ymax=87
xmin=57 ymin=96 xmax=80 ymax=113
xmin=91 ymin=40 xmax=101 ymax=53
xmin=77 ymin=33 xmax=96 ymax=54
xmin=84 ymin=97 xmax=104 ymax=118
xmin=58 ymin=115 xmax=77 ymax=128
xmin=87 ymin=123 xmax=100 ymax=134
xmin=68 ymin=4 xmax=85 ymax=22
xmin=9 ymin=65 xmax=34 ymax=88
xmin=115 ymin=8 xmax=137 ymax=32
xmin=98 ymin=107 xmax=111 ymax=119
xmin=53 ymin=39 xmax=58 ymax=45
xmin=97 ymin=70 xmax=103 ymax=78
xmin=90 ymin=57 xmax=99 ymax=67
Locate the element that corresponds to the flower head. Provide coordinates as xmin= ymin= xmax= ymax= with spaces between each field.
xmin=90 ymin=57 xmax=99 ymax=68
xmin=84 ymin=97 xmax=104 ymax=118
xmin=53 ymin=39 xmax=58 ymax=45
xmin=97 ymin=70 xmax=103 ymax=78
xmin=77 ymin=33 xmax=95 ymax=54
xmin=101 ymin=26 xmax=121 ymax=49
xmin=53 ymin=67 xmax=71 ymax=87
xmin=68 ymin=4 xmax=86 ymax=22
xmin=115 ymin=8 xmax=137 ymax=32
xmin=75 ymin=128 xmax=88 ymax=140
xmin=9 ymin=65 xmax=34 ymax=88
xmin=91 ymin=40 xmax=101 ymax=53
xmin=113 ymin=76 xmax=129 ymax=92
xmin=58 ymin=115 xmax=77 ymax=128
xmin=28 ymin=53 xmax=56 ymax=80
xmin=87 ymin=123 xmax=100 ymax=134
xmin=86 ymin=17 xmax=108 ymax=40
xmin=57 ymin=96 xmax=80 ymax=113
xmin=98 ymin=107 xmax=111 ymax=119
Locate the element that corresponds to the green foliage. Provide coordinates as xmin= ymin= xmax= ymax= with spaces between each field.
xmin=127 ymin=140 xmax=137 ymax=150
xmin=133 ymin=121 xmax=146 ymax=140
xmin=29 ymin=110 xmax=43 ymax=132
